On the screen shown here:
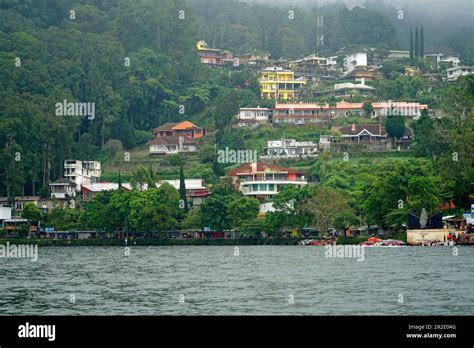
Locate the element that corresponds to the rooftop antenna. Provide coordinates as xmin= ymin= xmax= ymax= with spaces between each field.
xmin=316 ymin=0 xmax=324 ymax=55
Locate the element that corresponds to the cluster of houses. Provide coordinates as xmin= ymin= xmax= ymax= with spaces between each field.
xmin=0 ymin=155 xmax=316 ymax=236
xmin=196 ymin=40 xmax=271 ymax=68
xmin=196 ymin=40 xmax=473 ymax=101
xmin=0 ymin=158 xmax=211 ymax=230
xmin=258 ymin=123 xmax=412 ymax=159
xmin=234 ymin=101 xmax=428 ymax=128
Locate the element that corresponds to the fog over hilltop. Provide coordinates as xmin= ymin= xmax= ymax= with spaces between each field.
xmin=243 ymin=0 xmax=473 ymax=48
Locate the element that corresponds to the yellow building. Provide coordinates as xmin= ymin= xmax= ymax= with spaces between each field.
xmin=259 ymin=67 xmax=306 ymax=100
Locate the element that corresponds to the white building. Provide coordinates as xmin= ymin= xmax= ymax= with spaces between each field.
xmin=81 ymin=179 xmax=209 ymax=206
xmin=344 ymin=52 xmax=368 ymax=71
xmin=226 ymin=162 xmax=308 ymax=213
xmin=64 ymin=160 xmax=101 ymax=192
xmin=261 ymin=139 xmax=318 ymax=159
xmin=425 ymin=53 xmax=461 ymax=68
xmin=148 ymin=136 xmax=198 ymax=155
xmin=235 ymin=107 xmax=270 ymax=127
xmin=315 ymin=79 xmax=376 ymax=98
xmin=326 ymin=56 xmax=338 ymax=69
xmin=441 ymin=55 xmax=461 ymax=67
xmin=444 ymin=66 xmax=474 ymax=82
xmin=0 ymin=206 xmax=12 ymax=220
xmin=374 ymin=101 xmax=428 ymax=119
xmin=0 ymin=196 xmax=52 ymax=214
xmin=319 ymin=135 xmax=332 ymax=152
xmin=387 ymin=50 xmax=410 ymax=60
xmin=49 ymin=179 xmax=77 ymax=199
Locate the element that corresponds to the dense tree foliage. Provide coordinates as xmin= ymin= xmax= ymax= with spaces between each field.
xmin=0 ymin=0 xmax=261 ymax=198
xmin=191 ymin=0 xmax=396 ymax=58
xmin=0 ymin=1 xmax=472 ymax=236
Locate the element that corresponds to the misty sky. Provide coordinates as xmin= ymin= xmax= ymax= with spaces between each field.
xmin=242 ymin=0 xmax=473 ymax=48
xmin=245 ymin=0 xmax=473 ymax=29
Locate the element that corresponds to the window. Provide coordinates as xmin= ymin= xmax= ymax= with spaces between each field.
xmin=269 ymin=184 xmax=275 ymax=191
xmin=252 ymin=184 xmax=258 ymax=191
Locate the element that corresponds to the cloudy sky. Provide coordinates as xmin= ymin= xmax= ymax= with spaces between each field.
xmin=245 ymin=0 xmax=473 ymax=28
xmin=242 ymin=0 xmax=473 ymax=47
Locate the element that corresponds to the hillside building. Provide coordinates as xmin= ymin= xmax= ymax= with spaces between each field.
xmin=258 ymin=67 xmax=306 ymax=100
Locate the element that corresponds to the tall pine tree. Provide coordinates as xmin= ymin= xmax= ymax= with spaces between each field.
xmin=179 ymin=165 xmax=188 ymax=213
xmin=415 ymin=28 xmax=419 ymax=58
xmin=420 ymin=27 xmax=424 ymax=58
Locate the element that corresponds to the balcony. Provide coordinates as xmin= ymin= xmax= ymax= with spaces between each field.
xmin=239 ymin=180 xmax=307 ymax=196
xmin=238 ymin=176 xmax=306 ymax=182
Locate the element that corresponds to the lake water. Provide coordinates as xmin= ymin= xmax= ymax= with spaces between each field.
xmin=0 ymin=246 xmax=472 ymax=315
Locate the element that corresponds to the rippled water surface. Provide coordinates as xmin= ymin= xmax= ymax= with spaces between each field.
xmin=0 ymin=246 xmax=472 ymax=315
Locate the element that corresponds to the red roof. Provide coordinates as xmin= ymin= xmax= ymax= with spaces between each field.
xmin=153 ymin=122 xmax=179 ymax=132
xmin=153 ymin=121 xmax=202 ymax=132
xmin=190 ymin=189 xmax=210 ymax=197
xmin=172 ymin=121 xmax=201 ymax=130
xmin=226 ymin=162 xmax=303 ymax=176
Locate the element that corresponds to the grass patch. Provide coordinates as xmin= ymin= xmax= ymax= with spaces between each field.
xmin=335 ymin=236 xmax=368 ymax=245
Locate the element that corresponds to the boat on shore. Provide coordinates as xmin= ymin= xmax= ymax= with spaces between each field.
xmin=298 ymin=237 xmax=407 ymax=247
xmin=298 ymin=239 xmax=333 ymax=246
xmin=359 ymin=238 xmax=407 ymax=247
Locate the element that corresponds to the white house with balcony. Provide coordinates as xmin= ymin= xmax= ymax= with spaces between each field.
xmin=226 ymin=162 xmax=307 ymax=212
xmin=425 ymin=52 xmax=461 ymax=68
xmin=326 ymin=56 xmax=338 ymax=69
xmin=261 ymin=139 xmax=318 ymax=159
xmin=148 ymin=136 xmax=198 ymax=155
xmin=235 ymin=107 xmax=270 ymax=127
xmin=444 ymin=66 xmax=474 ymax=82
xmin=64 ymin=160 xmax=101 ymax=192
xmin=49 ymin=178 xmax=77 ymax=208
xmin=344 ymin=52 xmax=368 ymax=71
xmin=49 ymin=179 xmax=77 ymax=199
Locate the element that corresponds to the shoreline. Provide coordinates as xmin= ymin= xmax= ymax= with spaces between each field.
xmin=0 ymin=237 xmax=305 ymax=246
xmin=0 ymin=237 xmax=369 ymax=246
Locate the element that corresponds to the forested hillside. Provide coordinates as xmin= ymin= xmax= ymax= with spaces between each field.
xmin=0 ymin=0 xmax=472 ymax=204
xmin=0 ymin=0 xmax=399 ymax=198
xmin=190 ymin=0 xmax=397 ymax=58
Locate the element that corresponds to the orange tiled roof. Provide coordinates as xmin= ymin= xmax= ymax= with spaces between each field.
xmin=172 ymin=121 xmax=201 ymax=130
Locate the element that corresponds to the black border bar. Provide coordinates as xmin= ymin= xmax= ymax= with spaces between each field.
xmin=0 ymin=315 xmax=472 ymax=346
